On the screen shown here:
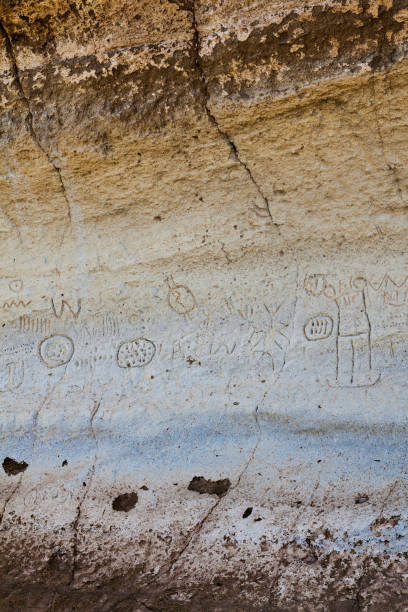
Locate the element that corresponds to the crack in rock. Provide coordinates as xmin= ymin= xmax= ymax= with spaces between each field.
xmin=0 ymin=20 xmax=73 ymax=229
xmin=70 ymin=400 xmax=101 ymax=586
xmin=190 ymin=1 xmax=279 ymax=227
xmin=0 ymin=478 xmax=22 ymax=525
xmin=370 ymin=76 xmax=406 ymax=206
xmin=156 ymin=403 xmax=261 ymax=581
xmin=70 ymin=465 xmax=95 ymax=587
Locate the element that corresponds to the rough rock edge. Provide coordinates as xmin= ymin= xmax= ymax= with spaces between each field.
xmin=0 ymin=19 xmax=72 ymax=242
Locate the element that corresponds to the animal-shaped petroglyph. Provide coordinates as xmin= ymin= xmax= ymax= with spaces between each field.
xmin=304 ymin=274 xmax=380 ymax=387
xmin=117 ymin=338 xmax=156 ymax=368
xmin=166 ymin=276 xmax=196 ymax=315
xmin=39 ymin=334 xmax=74 ymax=368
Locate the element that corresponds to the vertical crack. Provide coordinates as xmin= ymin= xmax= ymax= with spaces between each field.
xmin=70 ymin=399 xmax=101 ymax=586
xmin=69 ymin=465 xmax=95 ymax=587
xmin=190 ymin=1 xmax=279 ymax=227
xmin=155 ymin=403 xmax=261 ymax=580
xmin=0 ymin=477 xmax=22 ymax=525
xmin=369 ymin=76 xmax=405 ymax=207
xmin=0 ymin=20 xmax=72 ymax=228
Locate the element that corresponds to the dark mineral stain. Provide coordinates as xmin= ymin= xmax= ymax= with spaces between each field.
xmin=204 ymin=0 xmax=406 ymax=99
xmin=2 ymin=457 xmax=28 ymax=476
xmin=242 ymin=507 xmax=253 ymax=518
xmin=167 ymin=0 xmax=193 ymax=11
xmin=112 ymin=492 xmax=138 ymax=512
xmin=188 ymin=476 xmax=231 ymax=497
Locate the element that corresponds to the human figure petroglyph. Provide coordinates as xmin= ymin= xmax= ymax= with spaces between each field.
xmin=304 ymin=274 xmax=380 ymax=387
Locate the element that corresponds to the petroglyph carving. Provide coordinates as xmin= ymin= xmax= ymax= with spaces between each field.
xmin=166 ymin=276 xmax=196 ymax=315
xmin=2 ymin=342 xmax=35 ymax=356
xmin=102 ymin=312 xmax=120 ymax=336
xmin=8 ymin=279 xmax=23 ymax=293
xmin=304 ymin=315 xmax=333 ymax=341
xmin=51 ymin=298 xmax=82 ymax=319
xmin=39 ymin=334 xmax=74 ymax=368
xmin=3 ymin=299 xmax=31 ymax=310
xmin=19 ymin=316 xmax=50 ymax=334
xmin=368 ymin=274 xmax=408 ymax=306
xmin=6 ymin=361 xmax=24 ymax=390
xmin=304 ymin=274 xmax=327 ymax=297
xmin=117 ymin=338 xmax=156 ymax=368
xmin=305 ymin=275 xmax=380 ymax=387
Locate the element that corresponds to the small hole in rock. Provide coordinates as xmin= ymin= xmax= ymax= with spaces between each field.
xmin=112 ymin=492 xmax=138 ymax=512
xmin=242 ymin=507 xmax=253 ymax=518
xmin=62 ymin=460 xmax=68 ymax=467
xmin=140 ymin=485 xmax=149 ymax=491
xmin=2 ymin=457 xmax=28 ymax=476
xmin=254 ymin=517 xmax=262 ymax=522
xmin=188 ymin=476 xmax=231 ymax=498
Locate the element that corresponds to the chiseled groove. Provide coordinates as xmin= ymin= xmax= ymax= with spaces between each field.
xmin=0 ymin=20 xmax=72 ymax=230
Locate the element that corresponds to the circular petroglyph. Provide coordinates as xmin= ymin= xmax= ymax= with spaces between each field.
xmin=39 ymin=334 xmax=74 ymax=368
xmin=304 ymin=274 xmax=327 ymax=297
xmin=117 ymin=338 xmax=156 ymax=368
xmin=166 ymin=276 xmax=196 ymax=315
xmin=9 ymin=279 xmax=23 ymax=293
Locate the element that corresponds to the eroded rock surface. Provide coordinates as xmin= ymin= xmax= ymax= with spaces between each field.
xmin=0 ymin=1 xmax=407 ymax=610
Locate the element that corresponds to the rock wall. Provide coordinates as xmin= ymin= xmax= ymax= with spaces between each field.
xmin=0 ymin=1 xmax=408 ymax=609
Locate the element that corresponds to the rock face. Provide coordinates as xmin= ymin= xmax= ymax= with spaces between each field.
xmin=0 ymin=1 xmax=407 ymax=609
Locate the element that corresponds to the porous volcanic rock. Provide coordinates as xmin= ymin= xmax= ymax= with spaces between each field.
xmin=0 ymin=1 xmax=407 ymax=610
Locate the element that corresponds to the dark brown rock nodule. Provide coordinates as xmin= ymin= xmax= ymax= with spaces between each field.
xmin=112 ymin=492 xmax=138 ymax=512
xmin=2 ymin=457 xmax=28 ymax=476
xmin=188 ymin=476 xmax=231 ymax=497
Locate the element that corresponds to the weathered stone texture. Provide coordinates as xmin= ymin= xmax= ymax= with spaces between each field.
xmin=0 ymin=0 xmax=407 ymax=610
